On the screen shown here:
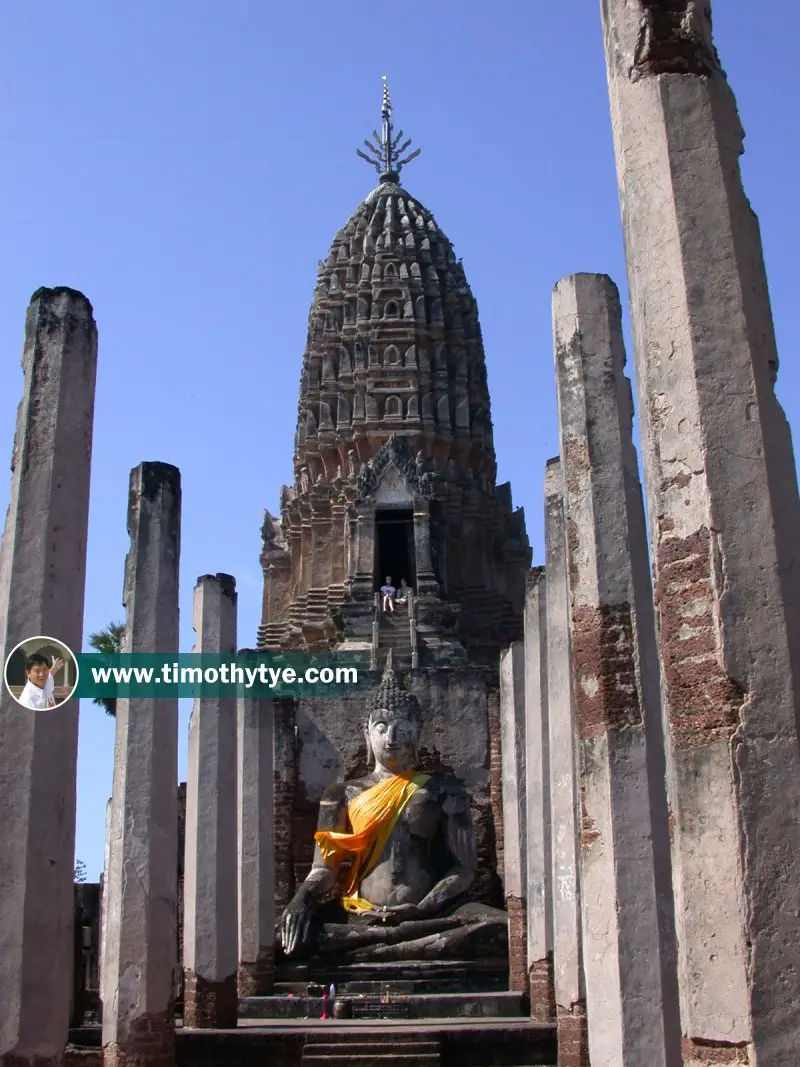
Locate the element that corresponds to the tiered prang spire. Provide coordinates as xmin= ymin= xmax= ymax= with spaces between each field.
xmin=356 ymin=75 xmax=421 ymax=181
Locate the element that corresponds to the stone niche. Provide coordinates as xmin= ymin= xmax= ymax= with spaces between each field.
xmin=274 ymin=666 xmax=503 ymax=913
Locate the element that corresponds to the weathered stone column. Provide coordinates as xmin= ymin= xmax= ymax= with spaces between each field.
xmin=183 ymin=575 xmax=239 ymax=1027
xmin=523 ymin=568 xmax=555 ymax=1024
xmin=102 ymin=463 xmax=181 ymax=1067
xmin=350 ymin=506 xmax=376 ymax=601
xmin=98 ymin=797 xmax=113 ymax=1019
xmin=554 ymin=273 xmax=681 ymax=1066
xmin=543 ymin=459 xmax=587 ymax=1067
xmin=0 ymin=287 xmax=97 ymax=1067
xmin=602 ymin=5 xmax=800 ymax=1061
xmin=499 ymin=642 xmax=527 ymax=996
xmin=413 ymin=502 xmax=439 ymax=597
xmin=237 ymin=689 xmax=276 ymax=996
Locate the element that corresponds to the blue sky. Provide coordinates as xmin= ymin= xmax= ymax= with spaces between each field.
xmin=1 ymin=2 xmax=798 ymax=879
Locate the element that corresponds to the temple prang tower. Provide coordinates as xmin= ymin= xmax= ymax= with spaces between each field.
xmin=258 ymin=80 xmax=531 ymax=669
xmin=252 ymin=84 xmax=531 ymax=960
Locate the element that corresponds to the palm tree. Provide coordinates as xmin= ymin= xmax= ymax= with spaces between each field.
xmin=88 ymin=622 xmax=125 ymax=717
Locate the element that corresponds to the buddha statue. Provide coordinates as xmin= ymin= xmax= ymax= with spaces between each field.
xmin=279 ymin=655 xmax=507 ymax=963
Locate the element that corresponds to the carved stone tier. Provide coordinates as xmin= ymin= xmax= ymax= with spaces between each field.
xmin=258 ymin=437 xmax=529 ymax=665
xmin=294 ymin=177 xmax=497 ymax=485
xmin=260 ymin=171 xmax=530 ymax=661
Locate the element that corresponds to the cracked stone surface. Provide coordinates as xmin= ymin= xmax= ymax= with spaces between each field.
xmin=0 ymin=288 xmax=97 ymax=1065
xmin=183 ymin=575 xmax=239 ymax=1027
xmin=101 ymin=463 xmax=181 ymax=1061
xmin=543 ymin=459 xmax=585 ymax=1054
xmin=602 ymin=1 xmax=800 ymax=1058
xmin=553 ymin=272 xmax=681 ymax=1066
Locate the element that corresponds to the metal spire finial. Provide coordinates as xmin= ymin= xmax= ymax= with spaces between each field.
xmin=356 ymin=76 xmax=421 ymax=183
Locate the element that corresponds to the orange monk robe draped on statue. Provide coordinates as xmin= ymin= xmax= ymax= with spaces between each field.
xmin=315 ymin=771 xmax=431 ymax=913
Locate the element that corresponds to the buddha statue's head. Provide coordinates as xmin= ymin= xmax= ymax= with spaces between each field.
xmin=363 ymin=653 xmax=423 ymax=774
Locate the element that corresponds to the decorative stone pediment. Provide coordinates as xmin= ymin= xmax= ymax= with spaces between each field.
xmin=356 ymin=435 xmax=434 ymax=503
xmin=374 ymin=464 xmax=413 ymax=506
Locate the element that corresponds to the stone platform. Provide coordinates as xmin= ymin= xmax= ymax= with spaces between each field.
xmin=241 ymin=990 xmax=525 ymax=1020
xmin=274 ymin=957 xmax=509 ymax=995
xmin=67 ymin=1018 xmax=557 ymax=1066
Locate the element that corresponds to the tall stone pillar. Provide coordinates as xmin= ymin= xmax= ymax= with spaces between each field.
xmin=602 ymin=4 xmax=800 ymax=1061
xmin=523 ymin=569 xmax=555 ymax=1024
xmin=499 ymin=642 xmax=527 ymax=996
xmin=237 ymin=690 xmax=276 ymax=996
xmin=272 ymin=699 xmax=297 ymax=912
xmin=543 ymin=459 xmax=587 ymax=1067
xmin=553 ymin=273 xmax=681 ymax=1066
xmin=102 ymin=463 xmax=181 ymax=1067
xmin=98 ymin=797 xmax=113 ymax=1018
xmin=183 ymin=575 xmax=239 ymax=1027
xmin=0 ymin=287 xmax=97 ymax=1067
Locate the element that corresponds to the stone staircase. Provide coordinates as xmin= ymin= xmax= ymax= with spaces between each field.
xmin=302 ymin=1029 xmax=440 ymax=1066
xmin=258 ymin=584 xmax=348 ymax=650
xmin=376 ymin=601 xmax=413 ymax=669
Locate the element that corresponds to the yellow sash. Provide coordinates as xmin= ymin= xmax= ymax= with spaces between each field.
xmin=315 ymin=771 xmax=430 ymax=913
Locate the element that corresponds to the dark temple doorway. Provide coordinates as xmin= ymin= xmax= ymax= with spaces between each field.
xmin=374 ymin=509 xmax=416 ymax=592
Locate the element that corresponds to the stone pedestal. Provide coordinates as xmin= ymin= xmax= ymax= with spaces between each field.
xmin=183 ymin=575 xmax=239 ymax=1028
xmin=0 ymin=288 xmax=97 ymax=1067
xmin=102 ymin=463 xmax=181 ymax=1067
xmin=499 ymin=642 xmax=527 ymax=996
xmin=543 ymin=459 xmax=587 ymax=1067
xmin=554 ymin=273 xmax=680 ymax=1066
xmin=237 ymin=690 xmax=276 ymax=996
xmin=602 ymin=4 xmax=800 ymax=1060
xmin=523 ymin=569 xmax=555 ymax=1025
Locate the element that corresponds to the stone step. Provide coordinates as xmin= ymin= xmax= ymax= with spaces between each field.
xmin=246 ymin=988 xmax=521 ymax=1019
xmin=305 ymin=1038 xmax=439 ymax=1052
xmin=302 ymin=1055 xmax=439 ymax=1067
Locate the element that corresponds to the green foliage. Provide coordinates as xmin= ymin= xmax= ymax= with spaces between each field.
xmin=88 ymin=621 xmax=125 ymax=717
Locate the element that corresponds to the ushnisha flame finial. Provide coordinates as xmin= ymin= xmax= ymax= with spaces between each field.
xmin=356 ymin=76 xmax=421 ymax=182
xmin=364 ymin=647 xmax=422 ymax=725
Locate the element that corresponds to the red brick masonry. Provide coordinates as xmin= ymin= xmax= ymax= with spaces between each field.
xmin=681 ymin=1037 xmax=751 ymax=1064
xmin=237 ymin=950 xmax=275 ymax=997
xmin=529 ymin=953 xmax=556 ymax=1024
xmin=506 ymin=894 xmax=528 ymax=997
xmin=183 ymin=970 xmax=238 ymax=1029
xmin=101 ymin=1007 xmax=175 ymax=1067
xmin=557 ymin=1002 xmax=589 ymax=1067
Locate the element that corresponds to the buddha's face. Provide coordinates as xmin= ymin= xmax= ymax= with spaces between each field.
xmin=366 ymin=708 xmax=420 ymax=773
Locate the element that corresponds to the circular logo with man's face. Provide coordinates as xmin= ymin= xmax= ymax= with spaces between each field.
xmin=3 ymin=636 xmax=79 ymax=710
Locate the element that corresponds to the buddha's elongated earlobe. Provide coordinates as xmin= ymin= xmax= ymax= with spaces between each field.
xmin=364 ymin=724 xmax=374 ymax=766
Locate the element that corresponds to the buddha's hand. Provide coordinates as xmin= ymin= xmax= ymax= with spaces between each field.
xmin=280 ymin=893 xmax=313 ymax=956
xmin=366 ymin=902 xmax=422 ymax=925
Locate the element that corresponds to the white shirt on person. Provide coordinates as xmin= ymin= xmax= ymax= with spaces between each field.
xmin=17 ymin=674 xmax=56 ymax=710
